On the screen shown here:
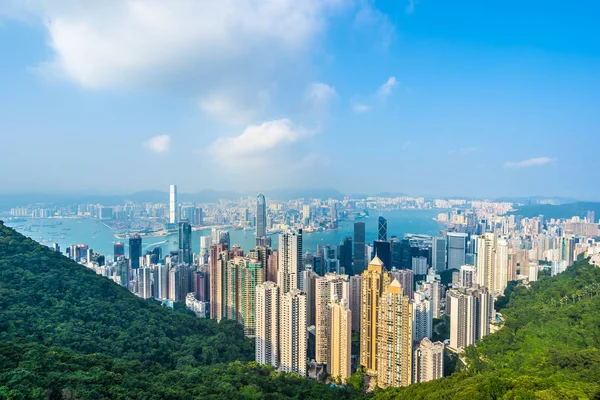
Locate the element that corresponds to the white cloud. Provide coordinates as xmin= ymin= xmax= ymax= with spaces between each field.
xmin=143 ymin=135 xmax=170 ymax=154
xmin=352 ymin=103 xmax=371 ymax=113
xmin=378 ymin=76 xmax=398 ymax=99
xmin=199 ymin=90 xmax=269 ymax=125
xmin=354 ymin=2 xmax=395 ymax=49
xmin=504 ymin=157 xmax=556 ymax=168
xmin=305 ymin=82 xmax=337 ymax=110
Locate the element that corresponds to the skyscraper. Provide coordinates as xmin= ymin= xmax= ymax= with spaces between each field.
xmin=378 ymin=216 xmax=388 ymax=241
xmin=280 ymin=289 xmax=307 ymax=376
xmin=199 ymin=236 xmax=211 ymax=265
xmin=329 ymin=299 xmax=352 ymax=383
xmin=169 ymin=184 xmax=178 ymax=224
xmin=113 ymin=242 xmax=125 ymax=262
xmin=338 ymin=236 xmax=353 ymax=275
xmin=414 ymin=338 xmax=444 ymax=383
xmin=129 ymin=234 xmax=142 ymax=270
xmin=373 ymin=240 xmax=391 ymax=271
xmin=360 ymin=255 xmax=391 ymax=375
xmin=239 ymin=258 xmax=265 ymax=337
xmin=277 ymin=229 xmax=303 ymax=294
xmin=256 ymin=281 xmax=280 ymax=368
xmin=392 ymin=268 xmax=414 ymax=299
xmin=353 ymin=222 xmax=366 ymax=274
xmin=475 ymin=233 xmax=496 ymax=290
xmin=178 ymin=220 xmax=192 ymax=265
xmin=432 ymin=237 xmax=446 ymax=272
xmin=495 ymin=238 xmax=509 ymax=295
xmin=448 ymin=287 xmax=492 ymax=352
xmin=315 ymin=273 xmax=349 ymax=366
xmin=412 ymin=290 xmax=432 ymax=343
xmin=446 ymin=232 xmax=468 ymax=270
xmin=256 ymin=193 xmax=270 ymax=246
xmin=349 ymin=275 xmax=362 ymax=331
xmin=377 ymin=279 xmax=413 ymax=388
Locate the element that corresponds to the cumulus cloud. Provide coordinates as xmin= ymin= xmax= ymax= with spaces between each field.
xmin=305 ymin=82 xmax=337 ymax=109
xmin=143 ymin=135 xmax=170 ymax=154
xmin=354 ymin=2 xmax=395 ymax=49
xmin=199 ymin=90 xmax=270 ymax=125
xmin=504 ymin=157 xmax=556 ymax=168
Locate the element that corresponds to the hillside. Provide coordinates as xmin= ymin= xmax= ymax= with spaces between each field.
xmin=509 ymin=201 xmax=600 ymax=220
xmin=1 ymin=221 xmax=600 ymax=399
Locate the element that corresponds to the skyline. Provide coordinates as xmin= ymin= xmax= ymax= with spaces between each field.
xmin=1 ymin=1 xmax=599 ymax=198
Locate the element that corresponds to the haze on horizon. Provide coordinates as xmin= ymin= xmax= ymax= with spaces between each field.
xmin=0 ymin=1 xmax=599 ymax=200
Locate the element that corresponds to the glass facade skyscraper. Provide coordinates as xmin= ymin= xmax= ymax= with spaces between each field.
xmin=353 ymin=221 xmax=366 ymax=274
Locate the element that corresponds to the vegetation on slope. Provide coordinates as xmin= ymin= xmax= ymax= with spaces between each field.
xmin=510 ymin=201 xmax=600 ymax=219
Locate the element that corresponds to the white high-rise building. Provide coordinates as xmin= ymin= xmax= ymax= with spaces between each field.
xmin=414 ymin=337 xmax=444 ymax=383
xmin=448 ymin=287 xmax=493 ymax=352
xmin=256 ymin=282 xmax=280 ymax=368
xmin=169 ymin=184 xmax=178 ymax=224
xmin=280 ymin=289 xmax=307 ymax=376
xmin=459 ymin=265 xmax=476 ymax=289
xmin=329 ymin=299 xmax=352 ymax=383
xmin=494 ymin=238 xmax=509 ymax=295
xmin=277 ymin=230 xmax=303 ymax=294
xmin=315 ymin=273 xmax=349 ymax=366
xmin=422 ymin=280 xmax=441 ymax=318
xmin=199 ymin=236 xmax=212 ymax=265
xmin=413 ymin=290 xmax=432 ymax=343
xmin=476 ymin=233 xmax=496 ymax=290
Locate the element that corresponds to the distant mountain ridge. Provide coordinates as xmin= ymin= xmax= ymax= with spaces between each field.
xmin=510 ymin=201 xmax=600 ymax=219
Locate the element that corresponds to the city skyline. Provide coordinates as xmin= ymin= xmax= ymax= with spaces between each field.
xmin=1 ymin=2 xmax=599 ymax=198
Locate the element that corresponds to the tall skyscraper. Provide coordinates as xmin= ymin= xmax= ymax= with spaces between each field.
xmin=338 ymin=237 xmax=353 ymax=275
xmin=378 ymin=216 xmax=388 ymax=241
xmin=329 ymin=299 xmax=352 ymax=383
xmin=373 ymin=240 xmax=391 ymax=271
xmin=377 ymin=279 xmax=413 ymax=388
xmin=153 ymin=264 xmax=169 ymax=300
xmin=239 ymin=258 xmax=265 ymax=337
xmin=360 ymin=255 xmax=391 ymax=375
xmin=315 ymin=273 xmax=349 ymax=366
xmin=280 ymin=289 xmax=307 ymax=376
xmin=256 ymin=281 xmax=280 ymax=368
xmin=169 ymin=184 xmax=178 ymax=224
xmin=256 ymin=193 xmax=269 ymax=246
xmin=412 ymin=290 xmax=432 ymax=343
xmin=475 ymin=233 xmax=496 ymax=290
xmin=178 ymin=220 xmax=192 ymax=265
xmin=414 ymin=338 xmax=444 ymax=383
xmin=448 ymin=287 xmax=492 ymax=352
xmin=277 ymin=229 xmax=303 ymax=294
xmin=349 ymin=275 xmax=362 ymax=331
xmin=447 ymin=232 xmax=468 ymax=270
xmin=432 ymin=237 xmax=446 ymax=272
xmin=495 ymin=238 xmax=509 ymax=295
xmin=129 ymin=234 xmax=142 ymax=270
xmin=392 ymin=268 xmax=414 ymax=299
xmin=353 ymin=222 xmax=366 ymax=274
xmin=113 ymin=242 xmax=125 ymax=262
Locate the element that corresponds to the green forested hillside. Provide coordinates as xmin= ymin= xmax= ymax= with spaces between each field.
xmin=1 ymin=221 xmax=600 ymax=399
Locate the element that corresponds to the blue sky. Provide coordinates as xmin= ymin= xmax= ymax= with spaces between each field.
xmin=0 ymin=0 xmax=599 ymax=199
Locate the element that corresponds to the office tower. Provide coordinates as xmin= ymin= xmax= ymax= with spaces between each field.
xmin=137 ymin=267 xmax=152 ymax=299
xmin=459 ymin=265 xmax=476 ymax=289
xmin=431 ymin=237 xmax=446 ymax=272
xmin=338 ymin=237 xmax=353 ymax=275
xmin=390 ymin=237 xmax=401 ymax=268
xmin=199 ymin=236 xmax=211 ymax=265
xmin=411 ymin=255 xmax=427 ymax=275
xmin=256 ymin=281 xmax=280 ymax=368
xmin=349 ymin=275 xmax=362 ymax=331
xmin=495 ymin=238 xmax=509 ymax=295
xmin=239 ymin=258 xmax=264 ymax=337
xmin=378 ymin=216 xmax=388 ymax=241
xmin=373 ymin=241 xmax=391 ymax=270
xmin=329 ymin=299 xmax=352 ymax=383
xmin=360 ymin=255 xmax=391 ymax=375
xmin=178 ymin=220 xmax=192 ymax=265
xmin=377 ymin=279 xmax=413 ymax=388
xmin=447 ymin=232 xmax=468 ymax=270
xmin=267 ymin=250 xmax=278 ymax=283
xmin=278 ymin=230 xmax=303 ymax=294
xmin=353 ymin=222 xmax=366 ymax=274
xmin=315 ymin=273 xmax=349 ymax=366
xmin=195 ymin=206 xmax=203 ymax=225
xmin=414 ymin=338 xmax=444 ymax=383
xmin=153 ymin=264 xmax=169 ymax=299
xmin=169 ymin=184 xmax=178 ymax=224
xmin=475 ymin=233 xmax=496 ymax=290
xmin=219 ymin=231 xmax=230 ymax=250
xmin=256 ymin=193 xmax=267 ymax=237
xmin=391 ymin=268 xmax=414 ymax=299
xmin=448 ymin=287 xmax=492 ymax=352
xmin=129 ymin=234 xmax=142 ymax=270
xmin=280 ymin=289 xmax=307 ymax=376
xmin=114 ymin=242 xmax=125 ymax=262
xmin=304 ymin=268 xmax=318 ymax=327
xmin=413 ymin=290 xmax=432 ymax=343
xmin=116 ymin=257 xmax=128 ymax=288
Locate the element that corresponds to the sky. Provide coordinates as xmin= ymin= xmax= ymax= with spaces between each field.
xmin=0 ymin=0 xmax=599 ymax=199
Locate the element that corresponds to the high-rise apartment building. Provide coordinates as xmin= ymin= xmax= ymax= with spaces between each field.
xmin=392 ymin=268 xmax=414 ymax=299
xmin=280 ymin=289 xmax=307 ymax=376
xmin=475 ymin=233 xmax=496 ymax=290
xmin=360 ymin=255 xmax=391 ymax=375
xmin=315 ymin=273 xmax=349 ymax=365
xmin=169 ymin=184 xmax=178 ymax=224
xmin=413 ymin=290 xmax=432 ymax=343
xmin=377 ymin=279 xmax=413 ymax=388
xmin=278 ymin=230 xmax=303 ymax=294
xmin=448 ymin=287 xmax=492 ymax=352
xmin=153 ymin=264 xmax=169 ymax=300
xmin=494 ymin=238 xmax=509 ymax=295
xmin=239 ymin=258 xmax=265 ymax=337
xmin=256 ymin=281 xmax=280 ymax=368
xmin=353 ymin=222 xmax=366 ymax=274
xmin=329 ymin=299 xmax=352 ymax=383
xmin=447 ymin=232 xmax=468 ymax=270
xmin=414 ymin=337 xmax=444 ymax=383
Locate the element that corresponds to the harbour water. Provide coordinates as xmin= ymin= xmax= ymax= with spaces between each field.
xmin=4 ymin=209 xmax=444 ymax=258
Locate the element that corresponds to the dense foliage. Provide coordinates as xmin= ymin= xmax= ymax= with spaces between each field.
xmin=1 ymin=221 xmax=600 ymax=399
